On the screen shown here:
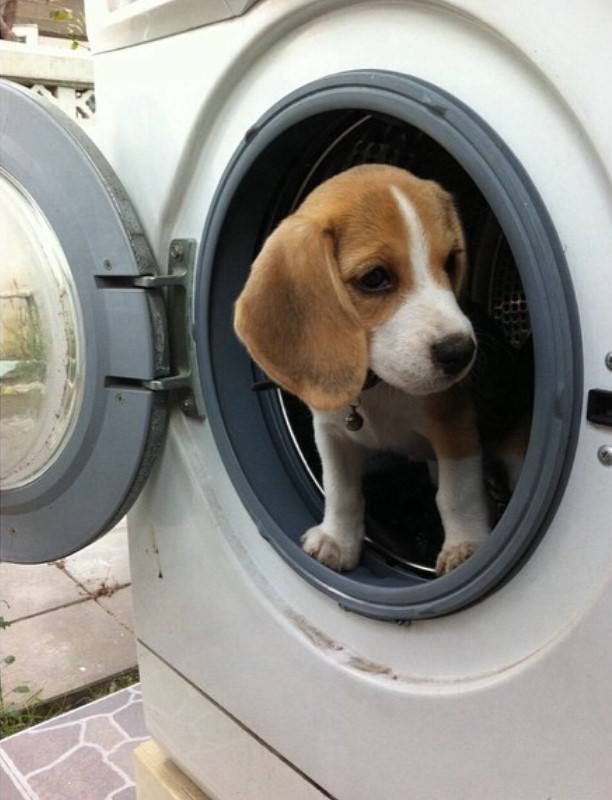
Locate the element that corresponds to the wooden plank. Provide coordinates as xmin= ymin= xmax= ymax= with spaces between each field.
xmin=133 ymin=740 xmax=214 ymax=800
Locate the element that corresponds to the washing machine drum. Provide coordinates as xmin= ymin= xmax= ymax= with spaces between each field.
xmin=197 ymin=71 xmax=581 ymax=620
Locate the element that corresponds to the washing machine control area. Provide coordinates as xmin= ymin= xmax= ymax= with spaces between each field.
xmin=2 ymin=0 xmax=612 ymax=794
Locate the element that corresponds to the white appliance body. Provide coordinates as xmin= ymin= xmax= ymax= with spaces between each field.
xmin=62 ymin=1 xmax=612 ymax=797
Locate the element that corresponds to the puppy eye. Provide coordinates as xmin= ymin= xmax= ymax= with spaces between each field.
xmin=354 ymin=267 xmax=394 ymax=294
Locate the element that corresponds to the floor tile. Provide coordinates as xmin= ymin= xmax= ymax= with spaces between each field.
xmin=61 ymin=520 xmax=131 ymax=592
xmin=0 ymin=600 xmax=137 ymax=709
xmin=0 ymin=767 xmax=26 ymax=800
xmin=0 ymin=685 xmax=146 ymax=800
xmin=2 ymin=720 xmax=81 ymax=774
xmin=0 ymin=562 xmax=85 ymax=622
xmin=33 ymin=744 xmax=127 ymax=798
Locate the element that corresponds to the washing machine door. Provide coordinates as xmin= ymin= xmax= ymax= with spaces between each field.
xmin=0 ymin=79 xmax=173 ymax=564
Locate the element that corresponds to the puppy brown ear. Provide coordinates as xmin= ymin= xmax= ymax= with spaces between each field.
xmin=234 ymin=215 xmax=368 ymax=411
xmin=441 ymin=190 xmax=469 ymax=298
xmin=450 ymin=245 xmax=468 ymax=298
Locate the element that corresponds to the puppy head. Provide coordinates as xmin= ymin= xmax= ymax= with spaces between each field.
xmin=234 ymin=164 xmax=475 ymax=410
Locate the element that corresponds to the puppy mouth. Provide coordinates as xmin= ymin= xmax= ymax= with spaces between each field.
xmin=372 ymin=366 xmax=471 ymax=397
xmin=438 ymin=357 xmax=475 ymax=389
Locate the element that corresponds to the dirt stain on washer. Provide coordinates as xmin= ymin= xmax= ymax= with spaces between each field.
xmin=286 ymin=610 xmax=396 ymax=678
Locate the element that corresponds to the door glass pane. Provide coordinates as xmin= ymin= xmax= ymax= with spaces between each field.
xmin=0 ymin=168 xmax=84 ymax=490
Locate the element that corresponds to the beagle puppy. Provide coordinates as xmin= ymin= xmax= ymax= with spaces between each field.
xmin=234 ymin=164 xmax=489 ymax=575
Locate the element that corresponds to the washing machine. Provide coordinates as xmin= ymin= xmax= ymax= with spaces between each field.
xmin=1 ymin=0 xmax=612 ymax=797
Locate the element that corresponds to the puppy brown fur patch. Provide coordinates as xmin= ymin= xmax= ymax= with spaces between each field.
xmin=234 ymin=216 xmax=368 ymax=410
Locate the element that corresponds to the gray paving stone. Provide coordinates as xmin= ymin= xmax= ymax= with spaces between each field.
xmin=0 ymin=600 xmax=137 ymax=709
xmin=96 ymin=585 xmax=135 ymax=633
xmin=61 ymin=519 xmax=132 ymax=592
xmin=0 ymin=562 xmax=85 ymax=622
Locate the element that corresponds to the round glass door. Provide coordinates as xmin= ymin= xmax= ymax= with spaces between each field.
xmin=0 ymin=79 xmax=169 ymax=564
xmin=0 ymin=169 xmax=84 ymax=489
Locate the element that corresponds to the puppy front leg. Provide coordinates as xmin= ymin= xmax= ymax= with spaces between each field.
xmin=434 ymin=456 xmax=490 ymax=574
xmin=427 ymin=398 xmax=490 ymax=575
xmin=301 ymin=420 xmax=365 ymax=572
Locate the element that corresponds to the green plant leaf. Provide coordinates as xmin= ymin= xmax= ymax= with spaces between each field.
xmin=50 ymin=9 xmax=73 ymax=22
xmin=2 ymin=655 xmax=16 ymax=665
xmin=13 ymin=685 xmax=32 ymax=694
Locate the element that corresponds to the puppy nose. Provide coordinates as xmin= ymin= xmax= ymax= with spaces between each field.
xmin=431 ymin=334 xmax=476 ymax=376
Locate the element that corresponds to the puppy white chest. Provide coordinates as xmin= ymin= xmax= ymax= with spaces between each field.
xmin=340 ymin=384 xmax=433 ymax=460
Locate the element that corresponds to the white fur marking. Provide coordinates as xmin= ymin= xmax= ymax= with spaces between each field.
xmin=435 ymin=456 xmax=489 ymax=546
xmin=366 ymin=186 xmax=475 ymax=394
xmin=435 ymin=455 xmax=490 ymax=573
xmin=390 ymin=185 xmax=430 ymax=286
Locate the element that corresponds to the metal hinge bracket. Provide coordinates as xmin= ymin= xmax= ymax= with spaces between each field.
xmin=134 ymin=239 xmax=206 ymax=419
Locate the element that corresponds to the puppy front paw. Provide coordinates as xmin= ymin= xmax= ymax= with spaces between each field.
xmin=436 ymin=541 xmax=479 ymax=576
xmin=301 ymin=526 xmax=361 ymax=572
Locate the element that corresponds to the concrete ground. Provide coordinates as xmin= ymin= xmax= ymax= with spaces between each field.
xmin=0 ymin=519 xmax=137 ymax=710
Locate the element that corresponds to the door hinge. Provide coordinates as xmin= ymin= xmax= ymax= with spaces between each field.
xmin=134 ymin=239 xmax=206 ymax=419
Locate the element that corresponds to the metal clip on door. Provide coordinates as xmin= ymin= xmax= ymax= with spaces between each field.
xmin=135 ymin=239 xmax=206 ymax=419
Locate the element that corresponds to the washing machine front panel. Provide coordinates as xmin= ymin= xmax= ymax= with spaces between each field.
xmin=197 ymin=67 xmax=587 ymax=620
xmin=58 ymin=0 xmax=612 ymax=796
xmin=85 ymin=0 xmax=260 ymax=53
xmin=87 ymin=0 xmax=611 ymax=617
xmin=168 ymin=0 xmax=610 ymax=623
xmin=113 ymin=2 xmax=612 ymax=796
xmin=130 ymin=409 xmax=612 ymax=800
xmin=0 ymin=80 xmax=170 ymax=563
